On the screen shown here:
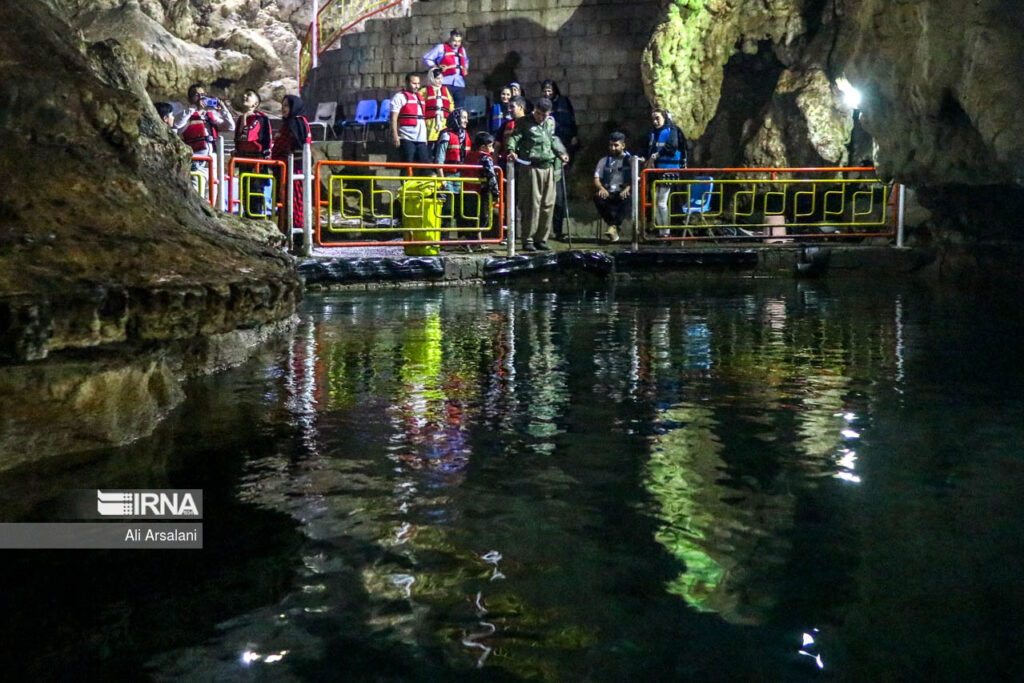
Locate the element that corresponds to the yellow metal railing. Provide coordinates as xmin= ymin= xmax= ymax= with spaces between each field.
xmin=642 ymin=167 xmax=895 ymax=240
xmin=314 ymin=160 xmax=505 ymax=248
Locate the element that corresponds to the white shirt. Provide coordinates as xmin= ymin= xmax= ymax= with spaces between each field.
xmin=391 ymin=91 xmax=427 ymax=142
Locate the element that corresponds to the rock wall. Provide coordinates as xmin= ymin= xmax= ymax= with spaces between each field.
xmin=831 ymin=0 xmax=1024 ymax=238
xmin=0 ymin=0 xmax=301 ymax=363
xmin=63 ymin=0 xmax=308 ymax=107
xmin=303 ymin=0 xmax=665 ymax=182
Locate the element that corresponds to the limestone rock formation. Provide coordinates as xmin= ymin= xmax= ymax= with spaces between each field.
xmin=742 ymin=68 xmax=854 ymax=169
xmin=61 ymin=0 xmax=307 ymax=106
xmin=642 ymin=0 xmax=807 ymax=142
xmin=0 ymin=0 xmax=301 ymax=363
xmin=833 ymin=0 xmax=1024 ymax=188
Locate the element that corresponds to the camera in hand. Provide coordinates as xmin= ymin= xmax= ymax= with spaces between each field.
xmin=202 ymin=97 xmax=219 ymax=108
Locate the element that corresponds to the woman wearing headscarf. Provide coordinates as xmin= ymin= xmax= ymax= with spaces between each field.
xmin=433 ymin=108 xmax=472 ymax=247
xmin=421 ymin=68 xmax=454 ymax=145
xmin=271 ymin=95 xmax=312 ymax=237
xmin=644 ymin=108 xmax=685 ymax=238
xmin=541 ymin=79 xmax=577 ymax=148
xmin=489 ymin=86 xmax=513 ymax=135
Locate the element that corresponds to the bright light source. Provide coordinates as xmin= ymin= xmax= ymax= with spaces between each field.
xmin=835 ymin=77 xmax=862 ymax=109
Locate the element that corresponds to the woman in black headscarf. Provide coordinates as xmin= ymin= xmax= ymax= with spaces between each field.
xmin=271 ymin=95 xmax=312 ymax=237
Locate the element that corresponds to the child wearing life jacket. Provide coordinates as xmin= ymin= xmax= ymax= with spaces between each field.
xmin=233 ymin=89 xmax=274 ymax=218
xmin=271 ymin=95 xmax=312 ymax=239
xmin=464 ymin=131 xmax=502 ymax=245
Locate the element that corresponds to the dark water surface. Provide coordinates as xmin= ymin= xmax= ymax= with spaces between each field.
xmin=3 ymin=280 xmax=1024 ymax=681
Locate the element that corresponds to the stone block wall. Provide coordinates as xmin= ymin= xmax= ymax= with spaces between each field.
xmin=303 ymin=0 xmax=664 ymax=196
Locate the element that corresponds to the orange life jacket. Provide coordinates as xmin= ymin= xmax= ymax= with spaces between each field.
xmin=182 ymin=110 xmax=217 ymax=152
xmin=397 ymin=91 xmax=425 ymax=127
xmin=439 ymin=44 xmax=467 ymax=78
xmin=424 ymin=85 xmax=452 ymax=119
xmin=234 ymin=111 xmax=272 ymax=156
xmin=441 ymin=129 xmax=468 ymax=164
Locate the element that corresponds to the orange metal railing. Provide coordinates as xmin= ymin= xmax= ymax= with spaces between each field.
xmin=314 ymin=159 xmax=505 ymax=248
xmin=190 ymin=154 xmax=218 ymax=206
xmin=227 ymin=157 xmax=288 ymax=219
xmin=639 ymin=166 xmax=897 ymax=242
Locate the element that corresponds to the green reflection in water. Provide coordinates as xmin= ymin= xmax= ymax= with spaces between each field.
xmin=647 ymin=404 xmax=727 ymax=613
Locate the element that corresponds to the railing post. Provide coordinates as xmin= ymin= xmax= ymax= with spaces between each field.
xmin=303 ymin=142 xmax=313 ymax=256
xmin=506 ymin=159 xmax=516 ymax=257
xmin=287 ymin=153 xmax=295 ymax=252
xmin=216 ymin=136 xmax=226 ymax=212
xmin=311 ymin=0 xmax=319 ymax=70
xmin=631 ymin=154 xmax=640 ymax=250
xmin=896 ymin=183 xmax=906 ymax=248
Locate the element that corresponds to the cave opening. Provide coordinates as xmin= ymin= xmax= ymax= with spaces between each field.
xmin=694 ymin=40 xmax=785 ymax=167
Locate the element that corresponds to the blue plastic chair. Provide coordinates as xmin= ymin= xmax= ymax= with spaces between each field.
xmin=680 ymin=176 xmax=714 ymax=230
xmin=342 ymin=99 xmax=379 ymax=142
xmin=369 ymin=98 xmax=392 ymax=142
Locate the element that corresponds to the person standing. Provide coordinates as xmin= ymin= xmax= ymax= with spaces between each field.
xmin=390 ymin=72 xmax=429 ymax=164
xmin=233 ymin=89 xmax=274 ymax=218
xmin=433 ymin=109 xmax=471 ymax=246
xmin=464 ymin=131 xmax=501 ymax=241
xmin=271 ymin=95 xmax=311 ymax=237
xmin=154 ymin=102 xmax=175 ymax=127
xmin=497 ymin=95 xmax=527 ymax=162
xmin=423 ymin=29 xmax=469 ymax=109
xmin=175 ymin=83 xmax=234 ymax=198
xmin=421 ymin=68 xmax=453 ymax=147
xmin=489 ymin=86 xmax=513 ymax=135
xmin=175 ymin=82 xmax=235 ymax=156
xmin=541 ymin=79 xmax=578 ymax=150
xmin=644 ymin=109 xmax=684 ymax=237
xmin=593 ymin=131 xmax=632 ymax=243
xmin=506 ymin=97 xmax=569 ymax=252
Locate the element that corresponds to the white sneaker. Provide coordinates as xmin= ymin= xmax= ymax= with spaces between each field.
xmin=605 ymin=226 xmax=620 ymax=243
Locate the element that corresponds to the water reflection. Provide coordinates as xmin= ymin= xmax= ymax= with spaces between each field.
xmin=133 ymin=282 xmax=932 ymax=679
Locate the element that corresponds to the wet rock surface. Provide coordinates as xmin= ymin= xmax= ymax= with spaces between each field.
xmin=0 ymin=1 xmax=301 ymax=363
xmin=0 ymin=315 xmax=297 ymax=467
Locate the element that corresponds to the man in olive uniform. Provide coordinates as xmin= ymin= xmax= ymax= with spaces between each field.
xmin=506 ymin=97 xmax=569 ymax=251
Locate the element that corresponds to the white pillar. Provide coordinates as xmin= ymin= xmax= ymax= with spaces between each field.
xmin=311 ymin=0 xmax=319 ymax=69
xmin=216 ymin=136 xmax=226 ymax=212
xmin=896 ymin=183 xmax=906 ymax=248
xmin=631 ymin=154 xmax=640 ymax=250
xmin=303 ymin=142 xmax=313 ymax=256
xmin=506 ymin=159 xmax=516 ymax=257
xmin=286 ymin=153 xmax=295 ymax=251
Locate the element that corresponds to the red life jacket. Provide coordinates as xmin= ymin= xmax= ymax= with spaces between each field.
xmin=441 ymin=130 xmax=468 ymax=163
xmin=182 ymin=110 xmax=217 ymax=152
xmin=464 ymin=149 xmax=491 ymax=170
xmin=439 ymin=44 xmax=467 ymax=78
xmin=234 ymin=111 xmax=272 ymax=156
xmin=424 ymin=85 xmax=452 ymax=119
xmin=397 ymin=91 xmax=425 ymax=127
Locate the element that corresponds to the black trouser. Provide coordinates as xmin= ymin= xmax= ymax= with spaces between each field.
xmin=594 ymin=192 xmax=629 ymax=227
xmin=552 ymin=174 xmax=567 ymax=237
xmin=398 ymin=139 xmax=430 ymax=166
xmin=449 ymin=86 xmax=466 ymax=110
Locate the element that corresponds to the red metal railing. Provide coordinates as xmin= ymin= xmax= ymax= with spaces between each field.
xmin=299 ymin=0 xmax=406 ymax=86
